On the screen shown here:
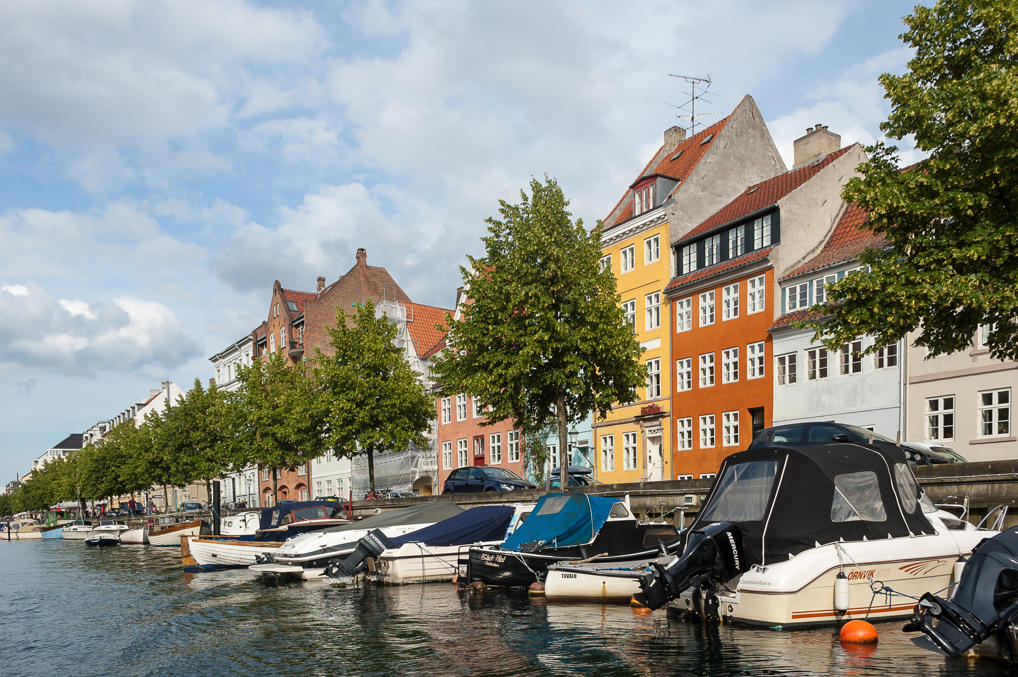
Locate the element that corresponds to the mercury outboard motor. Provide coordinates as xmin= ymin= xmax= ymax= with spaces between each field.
xmin=906 ymin=527 xmax=1018 ymax=660
xmin=324 ymin=529 xmax=396 ymax=578
xmin=634 ymin=521 xmax=747 ymax=611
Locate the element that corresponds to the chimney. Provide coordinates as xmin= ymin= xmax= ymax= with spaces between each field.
xmin=793 ymin=123 xmax=841 ymax=168
xmin=356 ymin=248 xmax=367 ymax=265
xmin=664 ymin=125 xmax=686 ymax=149
xmin=317 ymin=276 xmax=326 ymax=293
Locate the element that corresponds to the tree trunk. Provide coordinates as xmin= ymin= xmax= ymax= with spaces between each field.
xmin=557 ymin=393 xmax=569 ymax=491
xmin=306 ymin=460 xmax=313 ymax=501
xmin=205 ymin=479 xmax=212 ymax=506
xmin=368 ymin=450 xmax=376 ymax=494
xmin=162 ymin=484 xmax=169 ymax=513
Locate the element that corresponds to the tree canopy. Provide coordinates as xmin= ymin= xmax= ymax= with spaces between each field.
xmin=432 ymin=176 xmax=645 ymax=488
xmin=810 ymin=0 xmax=1018 ymax=360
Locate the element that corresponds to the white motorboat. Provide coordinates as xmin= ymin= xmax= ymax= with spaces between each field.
xmin=544 ymin=552 xmax=677 ymax=603
xmin=61 ymin=520 xmax=94 ymax=540
xmin=85 ymin=533 xmax=120 ymax=547
xmin=2 ymin=519 xmax=44 ymax=540
xmin=121 ymin=527 xmax=149 ymax=545
xmin=250 ymin=502 xmax=465 ymax=580
xmin=149 ymin=519 xmax=205 ymax=547
xmin=221 ymin=511 xmax=261 ymax=539
xmin=89 ymin=520 xmax=129 ymax=539
xmin=635 ymin=442 xmax=996 ymax=628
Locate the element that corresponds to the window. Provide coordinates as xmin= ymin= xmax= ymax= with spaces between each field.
xmin=261 ymin=468 xmax=269 ymax=481
xmin=622 ymin=432 xmax=638 ymax=471
xmin=700 ymin=414 xmax=716 ymax=448
xmin=646 ymin=359 xmax=661 ymax=398
xmin=752 ymin=214 xmax=772 ymax=249
xmin=699 ymin=353 xmax=715 ymax=388
xmin=280 ymin=327 xmax=286 ymax=350
xmin=297 ymin=464 xmax=306 ymax=476
xmin=704 ymin=234 xmax=721 ymax=267
xmin=645 ymin=293 xmax=660 ymax=330
xmin=723 ymin=411 xmax=740 ymax=447
xmin=473 ymin=397 xmax=482 ymax=418
xmin=599 ymin=255 xmax=611 ymax=272
xmin=675 ymin=297 xmax=692 ymax=332
xmin=747 ymin=275 xmax=766 ymax=314
xmin=269 ymin=334 xmax=275 ymax=352
xmin=747 ymin=341 xmax=765 ymax=379
xmin=722 ymin=283 xmax=739 ymax=321
xmin=622 ymin=300 xmax=635 ymax=328
xmin=728 ymin=227 xmax=745 ymax=259
xmin=700 ymin=473 xmax=716 ymax=480
xmin=645 ymin=235 xmax=660 ymax=263
xmin=876 ymin=343 xmax=898 ymax=368
xmin=676 ymin=358 xmax=692 ymax=392
xmin=839 ymin=340 xmax=863 ymax=375
xmin=926 ymin=396 xmax=955 ymax=441
xmin=633 ymin=183 xmax=656 ymax=216
xmin=676 ymin=474 xmax=694 ymax=480
xmin=978 ymin=323 xmax=994 ymax=348
xmin=979 ymin=388 xmax=1011 ymax=437
xmin=442 ymin=441 xmax=453 ymax=469
xmin=508 ymin=431 xmax=521 ymax=463
xmin=699 ymin=290 xmax=715 ymax=326
xmin=275 ymin=469 xmax=281 ymax=479
xmin=814 ymin=274 xmax=838 ymax=304
xmin=601 ymin=435 xmax=615 ymax=472
xmin=440 ymin=397 xmax=451 ymax=424
xmin=457 ymin=439 xmax=468 ymax=467
xmin=473 ymin=435 xmax=484 ymax=459
xmin=776 ymin=353 xmax=797 ymax=385
xmin=831 ymin=471 xmax=886 ymax=522
xmin=806 ymin=347 xmax=828 ymax=380
xmin=722 ymin=347 xmax=739 ymax=384
xmin=489 ymin=434 xmax=502 ymax=464
xmin=620 ymin=245 xmax=635 ymax=273
xmin=676 ymin=418 xmax=693 ymax=450
xmin=298 ymin=488 xmax=309 ymax=501
xmin=681 ymin=243 xmax=697 ymax=275
xmin=456 ymin=394 xmax=467 ymax=421
xmin=786 ymin=282 xmax=809 ymax=311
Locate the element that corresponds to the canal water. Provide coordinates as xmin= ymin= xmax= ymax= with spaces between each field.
xmin=0 ymin=540 xmax=1011 ymax=676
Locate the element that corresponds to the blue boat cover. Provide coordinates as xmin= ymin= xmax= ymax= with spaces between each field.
xmin=501 ymin=493 xmax=618 ymax=552
xmin=390 ymin=505 xmax=515 ymax=547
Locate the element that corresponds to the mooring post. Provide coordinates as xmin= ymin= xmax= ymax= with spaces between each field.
xmin=212 ymin=480 xmax=221 ymax=536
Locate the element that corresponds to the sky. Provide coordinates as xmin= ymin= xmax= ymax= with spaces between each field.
xmin=0 ymin=0 xmax=923 ymax=482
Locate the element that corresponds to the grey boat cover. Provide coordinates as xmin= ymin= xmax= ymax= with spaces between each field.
xmin=322 ymin=502 xmax=464 ymax=533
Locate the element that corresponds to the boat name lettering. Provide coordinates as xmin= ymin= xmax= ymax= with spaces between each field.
xmin=481 ymin=553 xmax=506 ymax=564
xmin=561 ymin=573 xmax=576 ymax=579
xmin=847 ymin=569 xmax=875 ymax=581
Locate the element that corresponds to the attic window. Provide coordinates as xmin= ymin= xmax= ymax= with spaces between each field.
xmin=633 ymin=182 xmax=656 ymax=216
xmin=286 ymin=301 xmax=298 ymax=312
xmin=700 ymin=134 xmax=714 ymax=145
xmin=671 ymin=149 xmax=684 ymax=161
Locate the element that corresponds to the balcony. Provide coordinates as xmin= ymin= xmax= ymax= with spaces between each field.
xmin=288 ymin=340 xmax=304 ymax=359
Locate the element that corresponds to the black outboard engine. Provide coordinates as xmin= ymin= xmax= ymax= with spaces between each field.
xmin=634 ymin=521 xmax=747 ymax=611
xmin=324 ymin=529 xmax=396 ymax=578
xmin=906 ymin=527 xmax=1018 ymax=660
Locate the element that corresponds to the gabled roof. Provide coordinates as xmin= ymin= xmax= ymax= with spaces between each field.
xmin=401 ymin=302 xmax=452 ymax=359
xmin=782 ymin=202 xmax=887 ymax=281
xmin=604 ymin=116 xmax=731 ymax=227
xmin=665 ymin=247 xmax=774 ymax=294
xmin=51 ymin=433 xmax=83 ymax=451
xmin=281 ymin=288 xmax=317 ymax=316
xmin=675 ymin=146 xmax=854 ymax=245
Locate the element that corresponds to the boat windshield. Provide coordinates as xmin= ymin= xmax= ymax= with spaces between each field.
xmin=699 ymin=460 xmax=779 ymax=523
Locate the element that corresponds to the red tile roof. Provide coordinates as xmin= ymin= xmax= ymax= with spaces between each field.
xmin=665 ymin=246 xmax=774 ymax=293
xmin=281 ymin=288 xmax=318 ymax=316
xmin=402 ymin=302 xmax=453 ymax=359
xmin=676 ymin=146 xmax=854 ymax=245
xmin=782 ymin=202 xmax=887 ymax=280
xmin=604 ymin=116 xmax=732 ymax=227
xmin=768 ymin=308 xmax=827 ymax=331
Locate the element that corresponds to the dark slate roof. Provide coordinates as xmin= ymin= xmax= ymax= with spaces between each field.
xmin=51 ymin=433 xmax=83 ymax=450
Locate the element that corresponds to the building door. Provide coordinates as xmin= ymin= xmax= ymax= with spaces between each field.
xmin=750 ymin=407 xmax=766 ymax=439
xmin=473 ymin=435 xmax=485 ymax=466
xmin=645 ymin=426 xmax=663 ymax=482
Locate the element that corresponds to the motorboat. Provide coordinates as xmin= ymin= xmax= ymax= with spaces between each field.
xmin=221 ymin=511 xmax=262 ymax=539
xmin=61 ymin=520 xmax=94 ymax=540
xmin=89 ymin=520 xmax=129 ymax=538
xmin=121 ymin=527 xmax=149 ymax=545
xmin=465 ymin=493 xmax=681 ymax=589
xmin=149 ymin=519 xmax=206 ymax=547
xmin=85 ymin=533 xmax=120 ymax=547
xmin=249 ymin=502 xmax=464 ymax=580
xmin=1 ymin=520 xmax=59 ymax=540
xmin=181 ymin=501 xmax=349 ymax=571
xmin=41 ymin=524 xmax=64 ymax=539
xmin=544 ymin=549 xmax=679 ymax=603
xmin=324 ymin=504 xmax=533 ymax=584
xmin=634 ymin=442 xmax=995 ymax=628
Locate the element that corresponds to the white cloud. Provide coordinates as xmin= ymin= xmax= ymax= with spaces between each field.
xmin=2 ymin=284 xmax=29 ymax=296
xmin=58 ymin=299 xmax=96 ymax=319
xmin=239 ymin=117 xmax=347 ymax=165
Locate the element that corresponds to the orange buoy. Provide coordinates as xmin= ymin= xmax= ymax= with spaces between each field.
xmin=451 ymin=574 xmax=459 ymax=585
xmin=528 ymin=582 xmax=546 ymax=596
xmin=840 ymin=619 xmax=878 ymax=644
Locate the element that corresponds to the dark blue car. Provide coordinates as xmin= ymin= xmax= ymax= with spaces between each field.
xmin=442 ymin=466 xmax=536 ymax=494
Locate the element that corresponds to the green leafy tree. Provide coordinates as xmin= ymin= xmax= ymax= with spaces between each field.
xmin=315 ymin=300 xmax=433 ymax=493
xmin=235 ymin=351 xmax=326 ymax=503
xmin=808 ymin=0 xmax=1018 ymax=359
xmin=432 ymin=177 xmax=645 ymax=489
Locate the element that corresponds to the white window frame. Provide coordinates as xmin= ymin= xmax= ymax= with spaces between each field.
xmin=876 ymin=343 xmax=898 ymax=369
xmin=704 ymin=234 xmax=721 ymax=267
xmin=508 ymin=431 xmax=521 ymax=463
xmin=442 ymin=441 xmax=453 ymax=469
xmin=457 ymin=438 xmax=468 ymax=467
xmin=979 ymin=388 xmax=1011 ymax=437
xmin=776 ymin=353 xmax=797 ymax=385
xmin=440 ymin=397 xmax=451 ymax=424
xmin=699 ymin=414 xmax=716 ymax=448
xmin=786 ymin=282 xmax=809 ymax=312
xmin=806 ymin=347 xmax=828 ymax=380
xmin=622 ymin=432 xmax=638 ymax=471
xmin=456 ymin=394 xmax=467 ymax=421
xmin=728 ymin=226 xmax=745 ymax=259
xmin=699 ymin=290 xmax=715 ymax=327
xmin=699 ymin=352 xmax=715 ymax=388
xmin=675 ymin=297 xmax=692 ymax=332
xmin=676 ymin=358 xmax=692 ymax=392
xmin=646 ymin=358 xmax=661 ymax=398
xmin=747 ymin=275 xmax=766 ymax=314
xmin=297 ymin=464 xmax=306 ymax=476
xmin=681 ymin=243 xmax=697 ymax=274
xmin=676 ymin=418 xmax=693 ymax=451
xmin=489 ymin=433 xmax=502 ymax=464
xmin=600 ymin=435 xmax=615 ymax=472
xmin=926 ymin=396 xmax=955 ymax=442
xmin=747 ymin=341 xmax=765 ymax=380
xmin=813 ymin=273 xmax=838 ymax=305
xmin=722 ymin=347 xmax=739 ymax=384
xmin=752 ymin=214 xmax=772 ymax=249
xmin=622 ymin=299 xmax=636 ymax=328
xmin=645 ymin=292 xmax=660 ymax=331
xmin=722 ymin=283 xmax=739 ymax=321
xmin=839 ymin=339 xmax=863 ymax=375
xmin=620 ymin=245 xmax=636 ymax=273
xmin=644 ymin=235 xmax=660 ymax=264
xmin=722 ymin=411 xmax=740 ymax=447
xmin=599 ymin=254 xmax=611 ymax=272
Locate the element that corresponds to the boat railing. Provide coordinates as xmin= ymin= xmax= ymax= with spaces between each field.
xmin=934 ymin=495 xmax=969 ymax=521
xmin=975 ymin=504 xmax=1009 ymax=532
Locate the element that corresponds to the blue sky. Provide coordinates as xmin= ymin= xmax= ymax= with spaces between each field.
xmin=0 ymin=0 xmax=921 ymax=482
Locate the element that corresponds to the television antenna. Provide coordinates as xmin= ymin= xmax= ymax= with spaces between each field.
xmin=667 ymin=74 xmax=717 ymax=135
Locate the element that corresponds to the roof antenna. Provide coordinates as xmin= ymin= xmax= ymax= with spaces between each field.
xmin=667 ymin=74 xmax=716 ymax=135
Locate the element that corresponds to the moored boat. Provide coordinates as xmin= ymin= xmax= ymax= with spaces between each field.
xmin=61 ymin=520 xmax=94 ymax=540
xmin=85 ymin=533 xmax=120 ymax=547
xmin=149 ymin=520 xmax=206 ymax=547
xmin=121 ymin=527 xmax=149 ymax=545
xmin=40 ymin=524 xmax=64 ymax=539
xmin=544 ymin=550 xmax=678 ymax=603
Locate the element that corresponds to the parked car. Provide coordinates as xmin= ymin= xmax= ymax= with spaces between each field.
xmin=180 ymin=501 xmax=204 ymax=513
xmin=549 ymin=465 xmax=600 ymax=489
xmin=901 ymin=441 xmax=967 ymax=465
xmin=748 ymin=421 xmax=916 ymax=461
xmin=442 ymin=466 xmax=536 ymax=494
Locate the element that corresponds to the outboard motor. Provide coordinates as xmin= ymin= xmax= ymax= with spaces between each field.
xmin=906 ymin=527 xmax=1018 ymax=660
xmin=324 ymin=529 xmax=396 ymax=578
xmin=634 ymin=521 xmax=747 ymax=611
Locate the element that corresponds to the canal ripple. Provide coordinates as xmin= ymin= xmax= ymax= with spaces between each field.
xmin=0 ymin=540 xmax=1011 ymax=676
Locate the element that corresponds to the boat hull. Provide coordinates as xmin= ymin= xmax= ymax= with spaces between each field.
xmin=545 ymin=558 xmax=662 ymax=603
xmin=41 ymin=526 xmax=64 ymax=539
xmin=121 ymin=527 xmax=149 ymax=545
xmin=149 ymin=520 xmax=204 ymax=547
xmin=374 ymin=542 xmax=496 ymax=585
xmin=182 ymin=536 xmax=283 ymax=570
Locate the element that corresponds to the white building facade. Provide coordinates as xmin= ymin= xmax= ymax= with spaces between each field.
xmin=209 ymin=335 xmax=259 ymax=507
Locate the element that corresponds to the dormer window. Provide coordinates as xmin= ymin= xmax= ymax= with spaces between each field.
xmin=633 ymin=181 xmax=656 ymax=216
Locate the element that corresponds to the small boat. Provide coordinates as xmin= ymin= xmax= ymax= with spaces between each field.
xmin=465 ymin=494 xmax=680 ymax=589
xmin=326 ymin=504 xmax=533 ymax=584
xmin=120 ymin=527 xmax=149 ymax=545
xmin=40 ymin=524 xmax=64 ymax=539
xmin=2 ymin=520 xmax=43 ymax=540
xmin=221 ymin=511 xmax=262 ymax=540
xmin=61 ymin=520 xmax=94 ymax=540
xmin=149 ymin=520 xmax=206 ymax=547
xmin=85 ymin=533 xmax=120 ymax=547
xmin=181 ymin=501 xmax=348 ymax=570
xmin=634 ymin=442 xmax=995 ymax=627
xmin=89 ymin=520 xmax=129 ymax=539
xmin=544 ymin=550 xmax=679 ymax=603
xmin=250 ymin=502 xmax=464 ymax=580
